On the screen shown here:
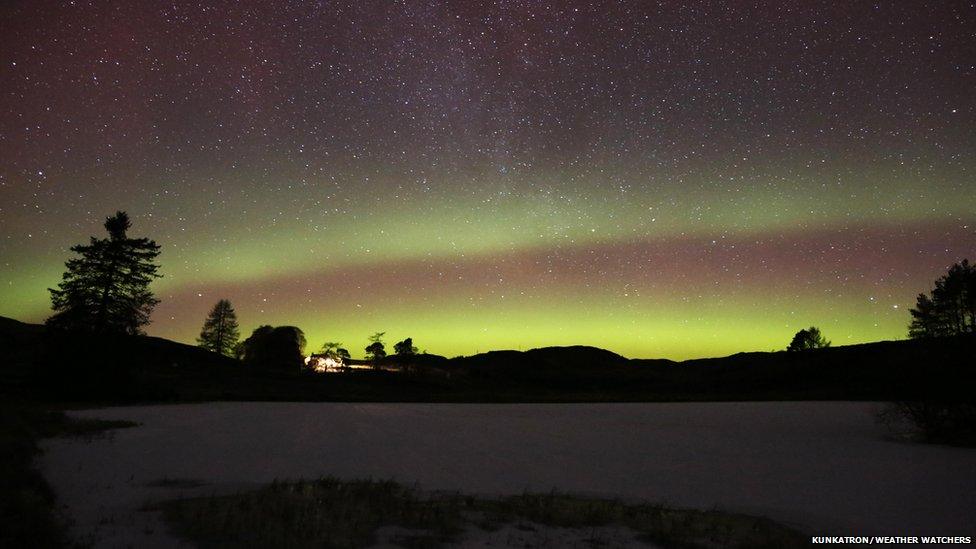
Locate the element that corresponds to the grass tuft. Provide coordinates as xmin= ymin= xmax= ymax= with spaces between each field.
xmin=159 ymin=477 xmax=807 ymax=548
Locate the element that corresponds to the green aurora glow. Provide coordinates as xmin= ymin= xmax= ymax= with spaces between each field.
xmin=2 ymin=2 xmax=974 ymax=359
xmin=4 ymin=178 xmax=972 ymax=360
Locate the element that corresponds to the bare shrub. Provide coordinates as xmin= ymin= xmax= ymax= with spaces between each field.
xmin=878 ymin=402 xmax=976 ymax=446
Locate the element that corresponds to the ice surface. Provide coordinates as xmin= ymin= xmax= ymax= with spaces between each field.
xmin=39 ymin=402 xmax=976 ymax=547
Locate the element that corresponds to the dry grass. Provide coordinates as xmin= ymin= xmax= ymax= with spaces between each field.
xmin=159 ymin=477 xmax=806 ymax=548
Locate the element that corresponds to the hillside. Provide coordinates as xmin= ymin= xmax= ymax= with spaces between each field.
xmin=1 ymin=316 xmax=972 ymax=403
xmin=1 ymin=316 xmax=241 ymax=401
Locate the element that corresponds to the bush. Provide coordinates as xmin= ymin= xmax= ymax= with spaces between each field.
xmin=878 ymin=402 xmax=976 ymax=446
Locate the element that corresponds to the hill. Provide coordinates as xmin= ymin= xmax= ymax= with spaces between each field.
xmin=1 ymin=316 xmax=972 ymax=403
xmin=1 ymin=316 xmax=240 ymax=401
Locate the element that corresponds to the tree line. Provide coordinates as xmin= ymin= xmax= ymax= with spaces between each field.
xmin=45 ymin=211 xmax=974 ymax=366
xmin=44 ymin=211 xmax=424 ymax=373
xmin=202 ymin=320 xmax=420 ymax=372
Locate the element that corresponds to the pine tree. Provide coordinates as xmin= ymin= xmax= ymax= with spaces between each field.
xmin=197 ymin=299 xmax=240 ymax=357
xmin=909 ymin=259 xmax=975 ymax=338
xmin=47 ymin=211 xmax=161 ymax=335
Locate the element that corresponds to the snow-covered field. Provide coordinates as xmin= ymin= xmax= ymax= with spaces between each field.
xmin=40 ymin=402 xmax=976 ymax=547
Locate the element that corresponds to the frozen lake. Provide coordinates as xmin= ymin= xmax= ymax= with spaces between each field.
xmin=40 ymin=402 xmax=976 ymax=547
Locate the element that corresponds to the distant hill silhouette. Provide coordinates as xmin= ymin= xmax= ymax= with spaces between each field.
xmin=372 ymin=352 xmax=450 ymax=370
xmin=454 ymin=345 xmax=632 ymax=372
xmin=1 ymin=316 xmax=972 ymax=403
xmin=447 ymin=339 xmax=973 ymax=401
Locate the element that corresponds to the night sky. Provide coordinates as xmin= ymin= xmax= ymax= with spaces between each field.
xmin=2 ymin=1 xmax=974 ymax=359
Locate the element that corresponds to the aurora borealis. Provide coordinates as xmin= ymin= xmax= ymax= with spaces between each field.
xmin=1 ymin=2 xmax=974 ymax=359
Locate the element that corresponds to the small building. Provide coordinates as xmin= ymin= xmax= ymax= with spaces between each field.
xmin=304 ymin=354 xmax=378 ymax=372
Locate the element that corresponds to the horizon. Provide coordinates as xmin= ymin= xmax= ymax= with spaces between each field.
xmin=2 ymin=2 xmax=974 ymax=361
xmin=0 ymin=310 xmax=923 ymax=363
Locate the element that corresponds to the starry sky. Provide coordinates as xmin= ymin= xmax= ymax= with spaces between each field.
xmin=1 ymin=1 xmax=974 ymax=360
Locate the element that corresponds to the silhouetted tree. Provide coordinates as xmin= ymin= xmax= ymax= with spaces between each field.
xmin=909 ymin=259 xmax=975 ymax=338
xmin=877 ymin=260 xmax=976 ymax=446
xmin=242 ymin=325 xmax=306 ymax=372
xmin=787 ymin=326 xmax=830 ymax=352
xmin=365 ymin=342 xmax=386 ymax=361
xmin=878 ymin=402 xmax=976 ymax=445
xmin=394 ymin=337 xmax=417 ymax=356
xmin=336 ymin=348 xmax=351 ymax=360
xmin=318 ymin=341 xmax=344 ymax=359
xmin=243 ymin=325 xmax=274 ymax=361
xmin=47 ymin=211 xmax=161 ymax=335
xmin=365 ymin=331 xmax=386 ymax=364
xmin=197 ymin=299 xmax=240 ymax=357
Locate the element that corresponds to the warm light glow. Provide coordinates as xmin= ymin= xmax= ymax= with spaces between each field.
xmin=305 ymin=355 xmax=346 ymax=373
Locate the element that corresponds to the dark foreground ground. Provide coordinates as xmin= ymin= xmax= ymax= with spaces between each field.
xmin=1 ymin=315 xmax=973 ymax=547
xmin=0 ymin=403 xmax=138 ymax=548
